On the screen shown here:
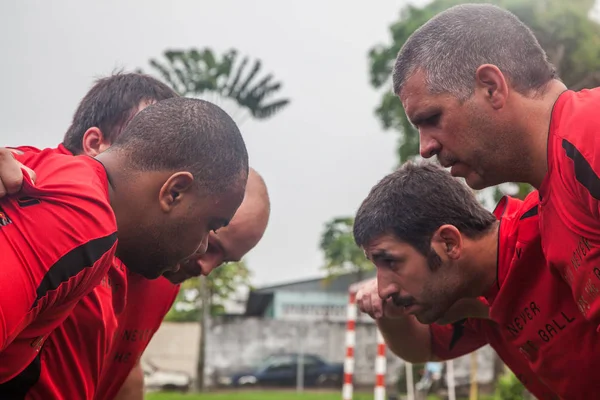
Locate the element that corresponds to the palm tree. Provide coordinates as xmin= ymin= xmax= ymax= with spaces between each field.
xmin=141 ymin=47 xmax=290 ymax=392
xmin=145 ymin=48 xmax=290 ymax=124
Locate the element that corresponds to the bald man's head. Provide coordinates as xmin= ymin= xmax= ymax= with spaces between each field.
xmin=163 ymin=167 xmax=270 ymax=283
xmin=221 ymin=168 xmax=270 ymax=261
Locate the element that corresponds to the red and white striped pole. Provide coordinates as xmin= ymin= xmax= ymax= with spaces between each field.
xmin=374 ymin=329 xmax=387 ymax=400
xmin=343 ymin=291 xmax=357 ymax=400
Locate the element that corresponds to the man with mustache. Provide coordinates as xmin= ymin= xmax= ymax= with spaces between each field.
xmin=353 ymin=162 xmax=598 ymax=398
xmin=357 ymin=281 xmax=557 ymax=399
xmin=393 ymin=3 xmax=600 ymax=328
xmin=0 ymin=74 xmax=251 ymax=398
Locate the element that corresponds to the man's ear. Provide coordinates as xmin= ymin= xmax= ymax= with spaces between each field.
xmin=158 ymin=172 xmax=195 ymax=213
xmin=474 ymin=64 xmax=509 ymax=110
xmin=431 ymin=224 xmax=463 ymax=260
xmin=82 ymin=127 xmax=112 ymax=157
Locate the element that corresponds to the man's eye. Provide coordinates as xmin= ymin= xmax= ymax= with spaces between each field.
xmin=386 ymin=259 xmax=402 ymax=270
xmin=426 ymin=114 xmax=440 ymax=126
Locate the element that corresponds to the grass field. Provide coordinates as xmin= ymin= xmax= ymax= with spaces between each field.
xmin=146 ymin=391 xmax=375 ymax=400
xmin=146 ymin=391 xmax=495 ymax=400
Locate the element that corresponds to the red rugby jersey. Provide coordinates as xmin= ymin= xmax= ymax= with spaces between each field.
xmin=430 ymin=316 xmax=556 ymax=399
xmin=27 ymin=258 xmax=128 ymax=400
xmin=3 ymin=144 xmax=178 ymax=399
xmin=95 ymin=274 xmax=180 ymax=400
xmin=2 ymin=144 xmax=128 ymax=399
xmin=0 ymin=147 xmax=118 ymax=398
xmin=539 ymin=88 xmax=600 ymax=326
xmin=484 ymin=193 xmax=600 ymax=399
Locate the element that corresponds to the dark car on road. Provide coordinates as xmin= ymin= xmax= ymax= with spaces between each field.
xmin=215 ymin=353 xmax=344 ymax=388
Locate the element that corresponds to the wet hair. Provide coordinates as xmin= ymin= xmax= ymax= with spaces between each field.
xmin=354 ymin=162 xmax=496 ymax=255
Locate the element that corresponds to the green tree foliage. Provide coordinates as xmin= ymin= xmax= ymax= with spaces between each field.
xmin=494 ymin=369 xmax=527 ymax=400
xmin=164 ymin=261 xmax=252 ymax=322
xmin=319 ymin=217 xmax=373 ymax=280
xmin=319 ymin=0 xmax=600 ymax=280
xmin=368 ymin=0 xmax=600 ymax=200
xmin=140 ymin=47 xmax=290 ymax=122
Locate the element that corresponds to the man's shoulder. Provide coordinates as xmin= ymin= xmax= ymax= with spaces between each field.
xmin=512 ymin=193 xmax=541 ymax=244
xmin=7 ymin=145 xmax=42 ymax=155
xmin=495 ymin=194 xmax=539 ymax=237
xmin=547 ymin=88 xmax=600 ymax=206
xmin=14 ymin=148 xmax=110 ymax=205
xmin=16 ymin=147 xmax=100 ymax=177
xmin=550 ymin=88 xmax=600 ymax=153
xmin=8 ymin=144 xmax=71 ymax=157
xmin=1 ymin=148 xmax=116 ymax=247
xmin=551 ymin=87 xmax=600 ymax=128
xmin=493 ymin=194 xmax=542 ymax=291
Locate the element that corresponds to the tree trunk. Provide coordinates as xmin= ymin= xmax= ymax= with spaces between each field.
xmin=195 ymin=276 xmax=210 ymax=392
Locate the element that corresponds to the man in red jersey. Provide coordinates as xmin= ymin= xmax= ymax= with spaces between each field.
xmin=353 ymin=162 xmax=599 ymax=399
xmin=392 ymin=4 xmax=600 ymax=327
xmin=0 ymin=73 xmax=269 ymax=399
xmin=0 ymin=94 xmax=250 ymax=398
xmin=360 ymin=285 xmax=556 ymax=399
xmin=104 ymin=167 xmax=270 ymax=400
xmin=357 ymin=286 xmax=557 ymax=399
xmin=0 ymin=147 xmax=119 ymax=392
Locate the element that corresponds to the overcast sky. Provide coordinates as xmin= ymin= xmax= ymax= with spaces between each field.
xmin=1 ymin=0 xmax=429 ymax=286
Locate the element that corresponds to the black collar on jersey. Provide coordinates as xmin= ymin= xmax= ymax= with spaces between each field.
xmin=449 ymin=318 xmax=467 ymax=351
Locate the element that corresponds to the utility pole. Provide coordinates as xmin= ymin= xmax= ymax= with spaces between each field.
xmin=196 ymin=276 xmax=210 ymax=391
xmin=469 ymin=351 xmax=478 ymax=400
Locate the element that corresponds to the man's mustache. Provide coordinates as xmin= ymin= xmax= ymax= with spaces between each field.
xmin=389 ymin=293 xmax=416 ymax=307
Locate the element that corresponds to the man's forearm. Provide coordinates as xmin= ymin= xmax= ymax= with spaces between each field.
xmin=113 ymin=362 xmax=144 ymax=400
xmin=377 ymin=316 xmax=436 ymax=363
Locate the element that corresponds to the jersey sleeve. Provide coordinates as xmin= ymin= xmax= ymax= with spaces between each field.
xmin=430 ymin=319 xmax=488 ymax=360
xmin=561 ymin=132 xmax=600 ymax=220
xmin=0 ymin=151 xmax=118 ymax=350
xmin=550 ymin=104 xmax=600 ymax=325
xmin=549 ymin=91 xmax=600 ymax=219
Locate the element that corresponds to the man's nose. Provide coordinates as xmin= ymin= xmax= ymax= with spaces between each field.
xmin=377 ymin=271 xmax=398 ymax=300
xmin=419 ymin=132 xmax=441 ymax=159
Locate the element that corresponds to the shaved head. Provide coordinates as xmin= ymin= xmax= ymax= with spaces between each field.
xmin=163 ymin=167 xmax=270 ymax=283
xmin=216 ymin=167 xmax=270 ymax=261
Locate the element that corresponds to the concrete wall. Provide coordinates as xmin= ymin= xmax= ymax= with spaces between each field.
xmin=204 ymin=316 xmax=405 ymax=387
xmin=143 ymin=317 xmax=496 ymax=389
xmin=143 ymin=321 xmax=200 ymax=376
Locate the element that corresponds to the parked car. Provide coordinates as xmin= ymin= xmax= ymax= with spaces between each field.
xmin=142 ymin=360 xmax=192 ymax=392
xmin=215 ymin=353 xmax=344 ymax=388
